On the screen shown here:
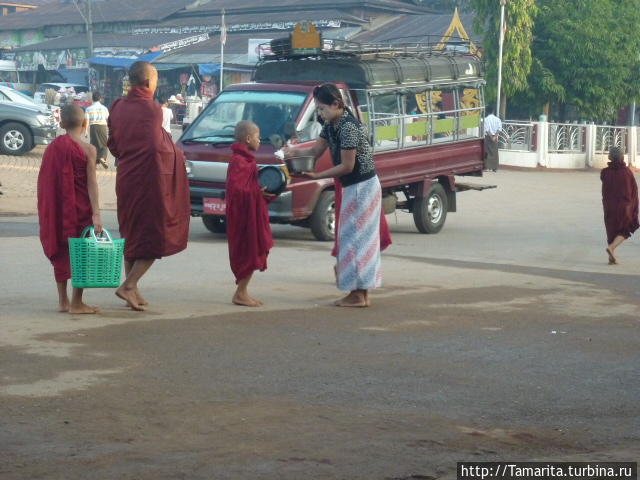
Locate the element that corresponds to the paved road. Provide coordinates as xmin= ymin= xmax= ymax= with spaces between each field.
xmin=1 ymin=169 xmax=639 ymax=479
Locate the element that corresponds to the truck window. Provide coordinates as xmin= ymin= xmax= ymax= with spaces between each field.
xmin=296 ymin=103 xmax=322 ymax=143
xmin=371 ymin=92 xmax=400 ymax=151
xmin=458 ymin=87 xmax=482 ymax=140
xmin=432 ymin=88 xmax=457 ymax=143
xmin=185 ymin=90 xmax=307 ymax=143
xmin=403 ymin=93 xmax=430 ymax=146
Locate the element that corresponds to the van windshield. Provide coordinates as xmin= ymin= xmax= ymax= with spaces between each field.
xmin=0 ymin=71 xmax=18 ymax=83
xmin=184 ymin=90 xmax=307 ymax=143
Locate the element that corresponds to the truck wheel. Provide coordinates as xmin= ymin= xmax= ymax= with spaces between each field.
xmin=413 ymin=183 xmax=448 ymax=234
xmin=202 ymin=215 xmax=227 ymax=234
xmin=310 ymin=190 xmax=336 ymax=241
xmin=0 ymin=123 xmax=32 ymax=156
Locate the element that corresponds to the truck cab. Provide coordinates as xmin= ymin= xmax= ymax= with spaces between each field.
xmin=178 ymin=35 xmax=487 ymax=240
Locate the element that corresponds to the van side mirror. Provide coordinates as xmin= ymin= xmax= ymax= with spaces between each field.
xmin=182 ymin=123 xmax=190 ymax=132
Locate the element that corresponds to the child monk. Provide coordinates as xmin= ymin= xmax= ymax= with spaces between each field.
xmin=601 ymin=147 xmax=639 ymax=264
xmin=37 ymin=104 xmax=103 ymax=314
xmin=226 ymin=120 xmax=275 ymax=307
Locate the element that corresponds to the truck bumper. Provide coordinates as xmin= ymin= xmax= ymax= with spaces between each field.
xmin=32 ymin=126 xmax=57 ymax=146
xmin=190 ymin=185 xmax=294 ymax=222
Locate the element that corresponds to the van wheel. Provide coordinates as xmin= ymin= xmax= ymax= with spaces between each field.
xmin=310 ymin=190 xmax=336 ymax=241
xmin=413 ymin=183 xmax=448 ymax=234
xmin=202 ymin=215 xmax=227 ymax=234
xmin=0 ymin=123 xmax=32 ymax=156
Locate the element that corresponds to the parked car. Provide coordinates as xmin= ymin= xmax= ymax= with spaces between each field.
xmin=33 ymin=82 xmax=89 ymax=105
xmin=179 ymin=35 xmax=491 ymax=240
xmin=0 ymin=101 xmax=57 ymax=155
xmin=0 ymin=85 xmax=60 ymax=125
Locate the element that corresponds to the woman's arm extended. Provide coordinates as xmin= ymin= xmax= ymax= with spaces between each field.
xmin=307 ymin=149 xmax=355 ymax=180
xmin=283 ymin=137 xmax=328 ymax=160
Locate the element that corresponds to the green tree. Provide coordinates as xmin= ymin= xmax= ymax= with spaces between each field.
xmin=470 ymin=0 xmax=537 ymax=113
xmin=531 ymin=0 xmax=640 ymax=122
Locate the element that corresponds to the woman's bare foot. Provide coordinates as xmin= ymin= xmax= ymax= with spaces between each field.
xmin=232 ymin=292 xmax=260 ymax=307
xmin=135 ymin=289 xmax=148 ymax=306
xmin=250 ymin=296 xmax=264 ymax=306
xmin=58 ymin=299 xmax=70 ymax=312
xmin=116 ymin=286 xmax=145 ymax=311
xmin=364 ymin=291 xmax=370 ymax=307
xmin=68 ymin=302 xmax=99 ymax=314
xmin=606 ymin=247 xmax=618 ymax=265
xmin=334 ymin=292 xmax=367 ymax=308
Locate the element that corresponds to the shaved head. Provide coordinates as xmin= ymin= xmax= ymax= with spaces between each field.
xmin=235 ymin=120 xmax=259 ymax=141
xmin=129 ymin=61 xmax=158 ymax=88
xmin=60 ymin=104 xmax=85 ymax=129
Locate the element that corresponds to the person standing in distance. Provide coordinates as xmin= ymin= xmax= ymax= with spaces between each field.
xmin=484 ymin=105 xmax=502 ymax=171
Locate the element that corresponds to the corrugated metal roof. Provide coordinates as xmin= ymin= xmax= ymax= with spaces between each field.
xmin=14 ymin=32 xmax=207 ymax=51
xmin=154 ymin=33 xmax=264 ymax=65
xmin=0 ymin=0 xmax=196 ymax=30
xmin=136 ymin=9 xmax=368 ymax=32
xmin=183 ymin=0 xmax=430 ymax=15
xmin=350 ymin=12 xmax=480 ymax=45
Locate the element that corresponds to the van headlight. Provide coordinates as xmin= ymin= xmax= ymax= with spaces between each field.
xmin=36 ymin=114 xmax=54 ymax=126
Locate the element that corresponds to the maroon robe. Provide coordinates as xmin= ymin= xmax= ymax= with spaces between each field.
xmin=331 ymin=179 xmax=392 ymax=257
xmin=108 ymin=86 xmax=190 ymax=262
xmin=226 ymin=142 xmax=274 ymax=283
xmin=601 ymin=160 xmax=639 ymax=244
xmin=37 ymin=134 xmax=93 ymax=282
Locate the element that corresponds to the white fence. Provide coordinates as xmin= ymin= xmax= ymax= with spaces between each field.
xmin=499 ymin=121 xmax=638 ymax=169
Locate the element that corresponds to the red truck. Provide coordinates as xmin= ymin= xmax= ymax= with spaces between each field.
xmin=178 ymin=41 xmax=491 ymax=241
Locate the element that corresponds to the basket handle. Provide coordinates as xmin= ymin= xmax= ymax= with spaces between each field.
xmin=80 ymin=226 xmax=114 ymax=244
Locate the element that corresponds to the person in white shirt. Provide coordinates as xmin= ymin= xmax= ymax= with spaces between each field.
xmin=158 ymin=95 xmax=173 ymax=135
xmin=484 ymin=105 xmax=502 ymax=171
xmin=85 ymin=91 xmax=110 ymax=169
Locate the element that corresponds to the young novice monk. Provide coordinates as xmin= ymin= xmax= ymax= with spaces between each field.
xmin=38 ymin=105 xmax=103 ymax=314
xmin=226 ymin=120 xmax=275 ymax=307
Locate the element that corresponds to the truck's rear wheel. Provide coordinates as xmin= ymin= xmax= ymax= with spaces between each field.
xmin=202 ymin=215 xmax=227 ymax=234
xmin=310 ymin=190 xmax=336 ymax=241
xmin=413 ymin=183 xmax=448 ymax=234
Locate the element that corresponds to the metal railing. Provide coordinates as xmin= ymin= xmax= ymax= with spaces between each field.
xmin=548 ymin=123 xmax=586 ymax=153
xmin=596 ymin=126 xmax=627 ymax=153
xmin=498 ymin=121 xmax=534 ymax=152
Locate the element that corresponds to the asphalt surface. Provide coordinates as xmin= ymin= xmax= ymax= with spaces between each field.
xmin=1 ymin=169 xmax=639 ymax=479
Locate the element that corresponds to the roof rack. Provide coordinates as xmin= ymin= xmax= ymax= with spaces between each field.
xmin=258 ymin=36 xmax=480 ymax=63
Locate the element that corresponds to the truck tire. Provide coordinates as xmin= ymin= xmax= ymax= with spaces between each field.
xmin=413 ymin=183 xmax=448 ymax=234
xmin=310 ymin=190 xmax=336 ymax=241
xmin=202 ymin=215 xmax=227 ymax=234
xmin=0 ymin=123 xmax=32 ymax=156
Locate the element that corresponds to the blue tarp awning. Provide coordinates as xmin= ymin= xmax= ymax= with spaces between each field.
xmin=88 ymin=51 xmax=163 ymax=68
xmin=198 ymin=63 xmax=220 ymax=76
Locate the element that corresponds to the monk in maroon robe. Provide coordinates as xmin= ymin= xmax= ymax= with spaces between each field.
xmin=226 ymin=121 xmax=275 ymax=307
xmin=601 ymin=147 xmax=639 ymax=264
xmin=108 ymin=61 xmax=190 ymax=310
xmin=38 ymin=105 xmax=103 ymax=314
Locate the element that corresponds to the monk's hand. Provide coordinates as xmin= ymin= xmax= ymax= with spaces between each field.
xmin=261 ymin=187 xmax=277 ymax=200
xmin=92 ymin=214 xmax=103 ymax=235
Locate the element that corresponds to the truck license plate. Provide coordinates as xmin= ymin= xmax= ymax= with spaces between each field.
xmin=203 ymin=197 xmax=226 ymax=214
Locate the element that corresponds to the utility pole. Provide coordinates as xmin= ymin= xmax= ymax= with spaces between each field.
xmin=496 ymin=0 xmax=506 ymax=116
xmin=72 ymin=0 xmax=94 ymax=58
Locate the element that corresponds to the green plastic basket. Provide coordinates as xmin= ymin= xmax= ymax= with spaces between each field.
xmin=69 ymin=226 xmax=125 ymax=288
